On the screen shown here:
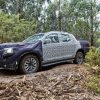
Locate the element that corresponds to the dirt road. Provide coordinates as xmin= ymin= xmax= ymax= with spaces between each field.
xmin=0 ymin=63 xmax=100 ymax=100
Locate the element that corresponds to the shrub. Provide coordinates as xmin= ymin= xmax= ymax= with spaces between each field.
xmin=86 ymin=75 xmax=100 ymax=94
xmin=0 ymin=12 xmax=37 ymax=43
xmin=85 ymin=47 xmax=100 ymax=67
xmin=96 ymin=39 xmax=100 ymax=47
xmin=85 ymin=48 xmax=100 ymax=94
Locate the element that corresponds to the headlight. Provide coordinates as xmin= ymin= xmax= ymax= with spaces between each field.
xmin=3 ymin=48 xmax=14 ymax=54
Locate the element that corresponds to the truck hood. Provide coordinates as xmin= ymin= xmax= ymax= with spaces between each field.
xmin=0 ymin=42 xmax=39 ymax=50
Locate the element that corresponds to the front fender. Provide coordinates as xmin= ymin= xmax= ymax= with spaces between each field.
xmin=16 ymin=43 xmax=43 ymax=64
xmin=18 ymin=50 xmax=43 ymax=63
xmin=10 ymin=41 xmax=43 ymax=66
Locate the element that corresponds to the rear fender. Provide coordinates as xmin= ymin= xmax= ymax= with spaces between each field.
xmin=79 ymin=40 xmax=90 ymax=54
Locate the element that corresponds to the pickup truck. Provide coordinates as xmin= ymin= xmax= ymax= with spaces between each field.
xmin=0 ymin=31 xmax=89 ymax=74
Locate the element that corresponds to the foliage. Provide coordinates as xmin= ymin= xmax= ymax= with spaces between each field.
xmin=0 ymin=13 xmax=36 ymax=42
xmin=96 ymin=39 xmax=100 ymax=47
xmin=0 ymin=0 xmax=100 ymax=44
xmin=85 ymin=47 xmax=100 ymax=67
xmin=86 ymin=75 xmax=100 ymax=94
xmin=96 ymin=32 xmax=100 ymax=47
xmin=85 ymin=46 xmax=100 ymax=94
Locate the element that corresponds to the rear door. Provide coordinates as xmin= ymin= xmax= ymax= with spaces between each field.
xmin=60 ymin=33 xmax=75 ymax=59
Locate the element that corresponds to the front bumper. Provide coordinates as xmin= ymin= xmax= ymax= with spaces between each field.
xmin=0 ymin=51 xmax=18 ymax=70
xmin=0 ymin=60 xmax=18 ymax=70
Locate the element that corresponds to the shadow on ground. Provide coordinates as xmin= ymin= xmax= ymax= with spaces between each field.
xmin=41 ymin=61 xmax=72 ymax=71
xmin=0 ymin=61 xmax=73 ymax=76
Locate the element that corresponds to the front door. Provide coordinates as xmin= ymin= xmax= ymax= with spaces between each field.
xmin=42 ymin=33 xmax=61 ymax=63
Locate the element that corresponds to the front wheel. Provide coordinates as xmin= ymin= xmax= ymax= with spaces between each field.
xmin=73 ymin=51 xmax=84 ymax=64
xmin=19 ymin=55 xmax=40 ymax=74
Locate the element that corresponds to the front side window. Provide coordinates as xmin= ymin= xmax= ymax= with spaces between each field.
xmin=61 ymin=34 xmax=71 ymax=42
xmin=45 ymin=33 xmax=59 ymax=44
xmin=23 ymin=33 xmax=44 ymax=43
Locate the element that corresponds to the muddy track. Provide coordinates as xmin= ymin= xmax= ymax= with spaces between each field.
xmin=0 ymin=63 xmax=100 ymax=100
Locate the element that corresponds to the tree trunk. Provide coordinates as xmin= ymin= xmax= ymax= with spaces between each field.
xmin=58 ymin=0 xmax=61 ymax=31
xmin=90 ymin=1 xmax=94 ymax=46
xmin=16 ymin=0 xmax=24 ymax=21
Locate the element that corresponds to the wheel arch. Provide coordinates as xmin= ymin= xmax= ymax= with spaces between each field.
xmin=73 ymin=49 xmax=85 ymax=64
xmin=76 ymin=49 xmax=85 ymax=57
xmin=18 ymin=52 xmax=42 ymax=67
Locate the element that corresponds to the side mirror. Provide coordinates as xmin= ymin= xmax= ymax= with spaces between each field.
xmin=43 ymin=39 xmax=51 ymax=44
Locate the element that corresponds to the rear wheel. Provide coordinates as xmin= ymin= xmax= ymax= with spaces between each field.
xmin=19 ymin=55 xmax=39 ymax=74
xmin=73 ymin=51 xmax=84 ymax=64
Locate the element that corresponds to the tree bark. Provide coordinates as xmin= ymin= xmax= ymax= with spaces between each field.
xmin=58 ymin=0 xmax=61 ymax=31
xmin=90 ymin=1 xmax=94 ymax=46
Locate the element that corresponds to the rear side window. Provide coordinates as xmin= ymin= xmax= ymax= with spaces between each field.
xmin=45 ymin=33 xmax=59 ymax=43
xmin=61 ymin=34 xmax=71 ymax=42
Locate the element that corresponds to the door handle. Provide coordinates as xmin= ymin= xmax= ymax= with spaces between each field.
xmin=57 ymin=46 xmax=62 ymax=47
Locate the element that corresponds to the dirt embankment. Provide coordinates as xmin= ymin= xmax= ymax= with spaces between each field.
xmin=0 ymin=63 xmax=100 ymax=100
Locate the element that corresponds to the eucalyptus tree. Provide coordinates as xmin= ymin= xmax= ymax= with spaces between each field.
xmin=0 ymin=0 xmax=5 ymax=9
xmin=66 ymin=0 xmax=98 ymax=45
